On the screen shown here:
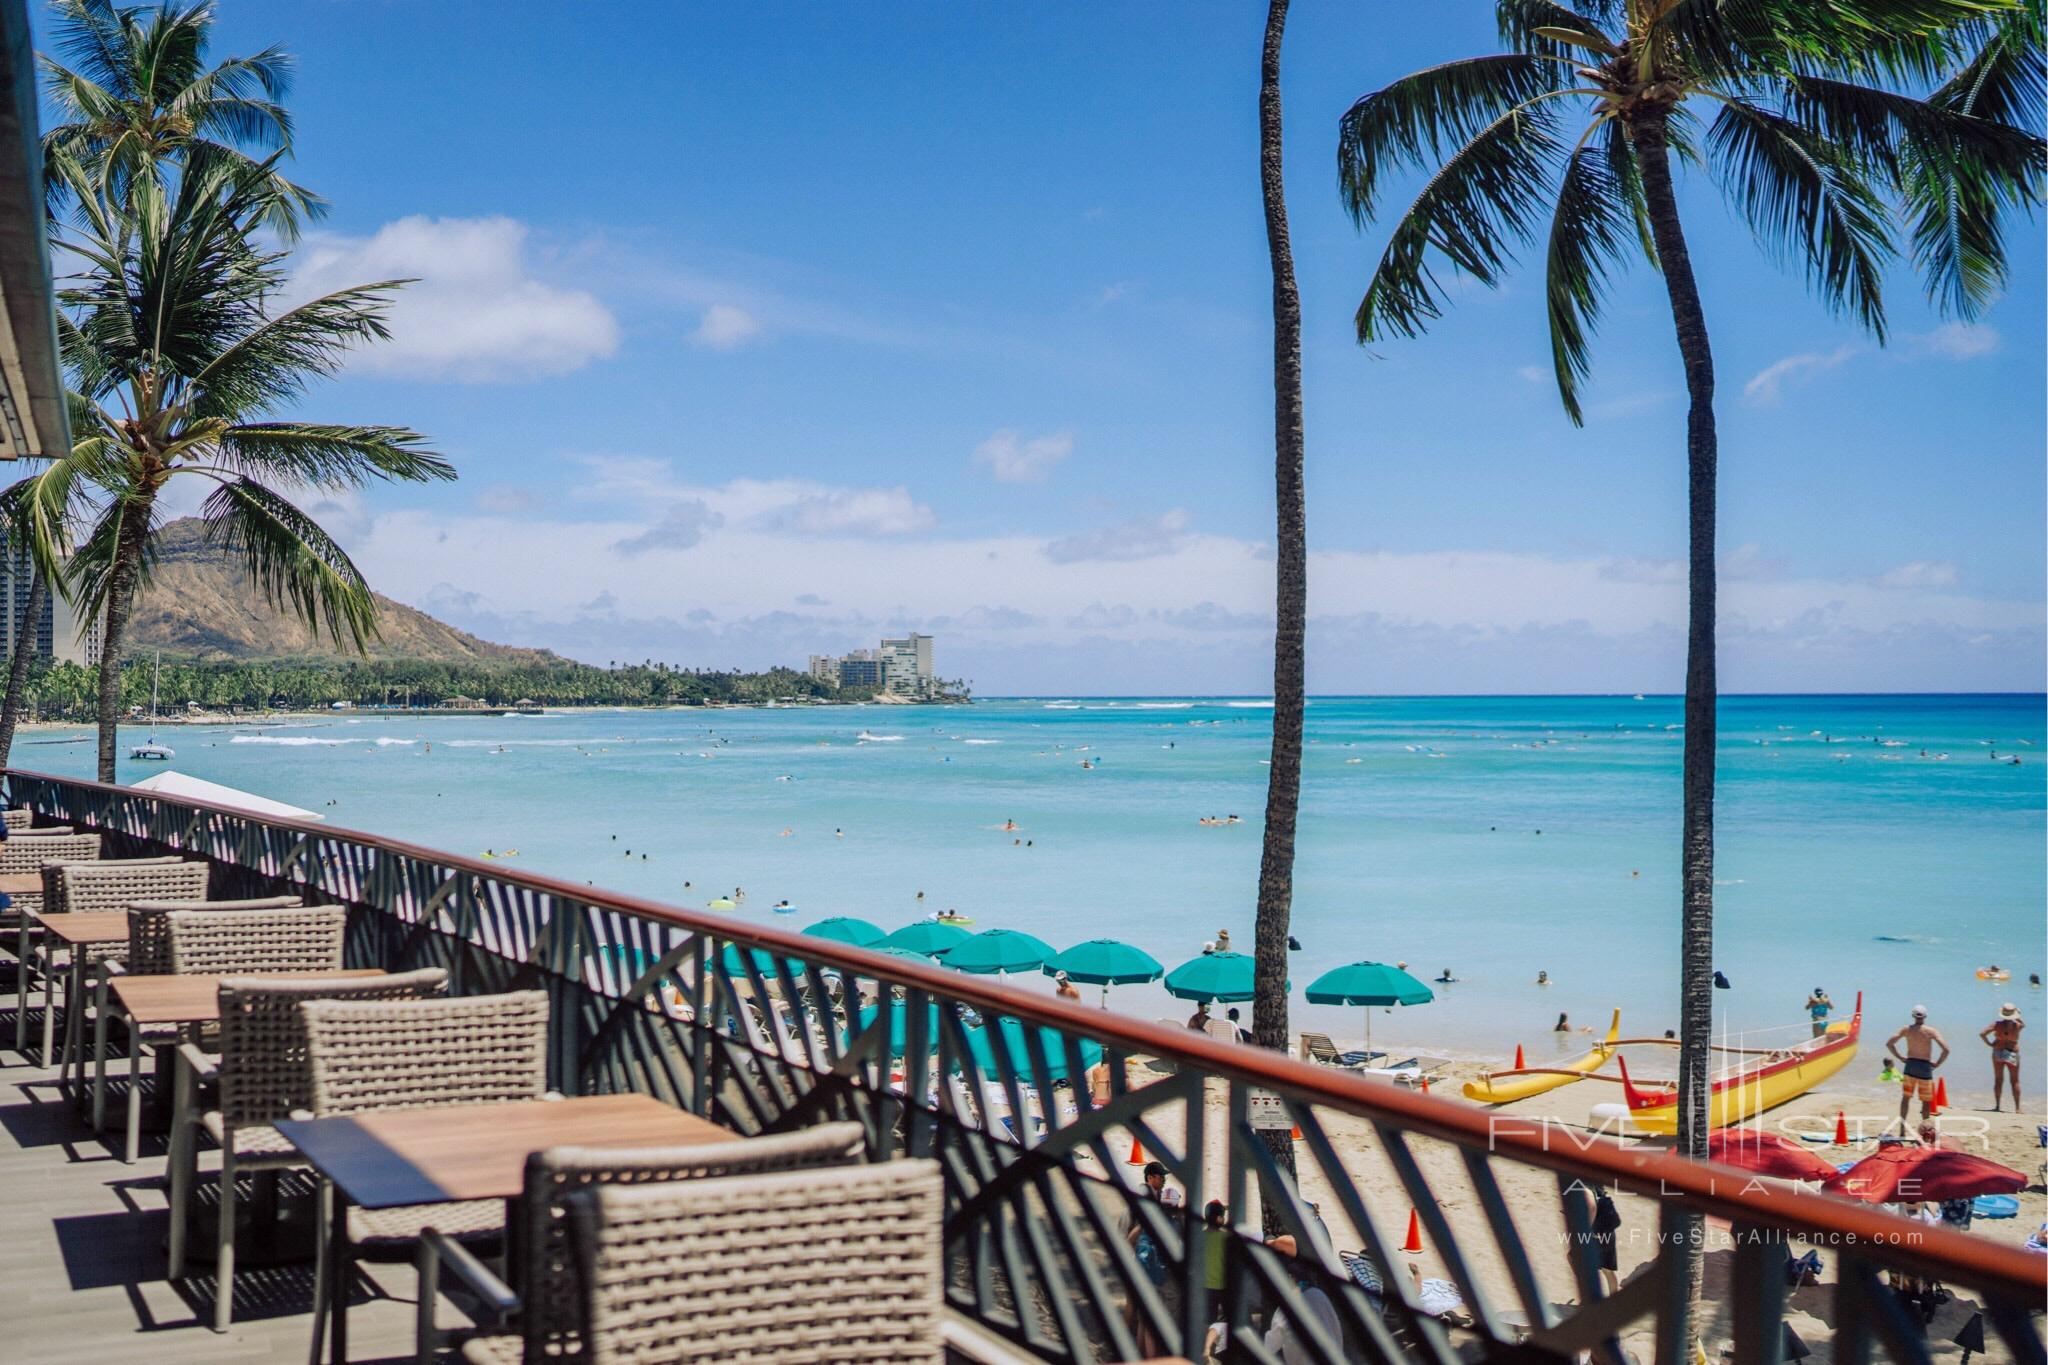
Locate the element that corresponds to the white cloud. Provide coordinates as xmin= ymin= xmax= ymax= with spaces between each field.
xmin=1743 ymin=345 xmax=1860 ymax=404
xmin=339 ymin=500 xmax=2042 ymax=695
xmin=1044 ymin=509 xmax=1190 ymax=564
xmin=573 ymin=459 xmax=933 ymax=540
xmin=973 ymin=428 xmax=1074 ymax=484
xmin=1911 ymin=322 xmax=1999 ymax=360
xmin=1876 ymin=560 xmax=1960 ymax=590
xmin=292 ymin=216 xmax=619 ymax=382
xmin=690 ymin=304 xmax=763 ymax=350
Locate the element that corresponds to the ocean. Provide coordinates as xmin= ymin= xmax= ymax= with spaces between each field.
xmin=16 ymin=694 xmax=2045 ymax=1085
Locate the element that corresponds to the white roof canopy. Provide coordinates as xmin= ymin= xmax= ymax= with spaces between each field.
xmin=130 ymin=770 xmax=323 ymax=823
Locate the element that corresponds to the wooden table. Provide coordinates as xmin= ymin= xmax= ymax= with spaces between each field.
xmin=99 ymin=969 xmax=385 ymax=1164
xmin=279 ymin=1094 xmax=733 ymax=1362
xmin=36 ymin=914 xmax=133 ymax=1093
xmin=0 ymin=872 xmax=42 ymax=898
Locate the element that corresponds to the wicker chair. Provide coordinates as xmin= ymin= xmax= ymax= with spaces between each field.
xmin=2 ymin=808 xmax=33 ymax=831
xmin=166 ymin=967 xmax=449 ymax=1332
xmin=90 ymin=897 xmax=308 ymax=1161
xmin=15 ymin=853 xmax=190 ymax=1063
xmin=2 ymin=831 xmax=98 ymax=1042
xmin=563 ymin=1160 xmax=944 ymax=1364
xmin=451 ymin=1122 xmax=868 ymax=1365
xmin=299 ymin=991 xmax=552 ymax=1364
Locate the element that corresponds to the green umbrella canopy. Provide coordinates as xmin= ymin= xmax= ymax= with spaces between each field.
xmin=967 ymin=1018 xmax=1104 ymax=1082
xmin=803 ymin=916 xmax=886 ymax=948
xmin=882 ymin=921 xmax=973 ymax=956
xmin=1304 ymin=962 xmax=1434 ymax=1007
xmin=855 ymin=1000 xmax=943 ymax=1052
xmin=942 ymin=928 xmax=1055 ymax=975
xmin=1163 ymin=951 xmax=1285 ymax=1003
xmin=717 ymin=943 xmax=811 ymax=978
xmin=1044 ymin=939 xmax=1164 ymax=986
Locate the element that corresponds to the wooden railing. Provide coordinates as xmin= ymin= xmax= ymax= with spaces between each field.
xmin=7 ymin=766 xmax=2042 ymax=1365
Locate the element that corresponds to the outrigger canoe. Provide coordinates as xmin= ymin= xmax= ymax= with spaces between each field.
xmin=1618 ymin=994 xmax=1861 ymax=1135
xmin=1463 ymin=1008 xmax=1622 ymax=1104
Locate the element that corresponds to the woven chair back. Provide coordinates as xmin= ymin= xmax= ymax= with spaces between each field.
xmin=48 ymin=859 xmax=209 ymax=919
xmin=0 ymin=833 xmax=100 ymax=876
xmin=215 ymin=968 xmax=448 ymax=1130
xmin=125 ymin=897 xmax=304 ymax=975
xmin=516 ymin=1122 xmax=868 ymax=1362
xmin=302 ymin=990 xmax=550 ymax=1116
xmin=567 ymin=1160 xmax=943 ymax=1364
xmin=166 ymin=905 xmax=346 ymax=976
xmin=2 ymin=808 xmax=31 ymax=830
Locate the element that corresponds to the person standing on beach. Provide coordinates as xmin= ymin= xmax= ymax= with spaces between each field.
xmin=1886 ymin=1006 xmax=1951 ymax=1125
xmin=1979 ymin=1004 xmax=2025 ymax=1111
xmin=1188 ymin=1001 xmax=1212 ymax=1032
xmin=1806 ymin=987 xmax=1833 ymax=1038
xmin=1053 ymin=971 xmax=1081 ymax=1003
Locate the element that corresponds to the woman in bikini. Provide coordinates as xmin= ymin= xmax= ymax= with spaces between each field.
xmin=1979 ymin=1004 xmax=2025 ymax=1112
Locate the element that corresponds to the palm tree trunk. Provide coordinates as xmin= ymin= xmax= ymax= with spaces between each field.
xmin=1254 ymin=0 xmax=1306 ymax=1232
xmin=93 ymin=501 xmax=154 ymax=782
xmin=0 ymin=569 xmax=46 ymax=771
xmin=1629 ymin=113 xmax=1717 ymax=1350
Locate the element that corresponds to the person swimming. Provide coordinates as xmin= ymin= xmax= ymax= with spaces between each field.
xmin=1435 ymin=968 xmax=1457 ymax=983
xmin=1555 ymin=1013 xmax=1571 ymax=1032
xmin=1535 ymin=970 xmax=1550 ymax=986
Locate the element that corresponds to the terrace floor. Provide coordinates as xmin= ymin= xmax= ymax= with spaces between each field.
xmin=0 ymin=1003 xmax=424 ymax=1364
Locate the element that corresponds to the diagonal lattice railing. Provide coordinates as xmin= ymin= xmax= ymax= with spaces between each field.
xmin=7 ymin=766 xmax=2042 ymax=1365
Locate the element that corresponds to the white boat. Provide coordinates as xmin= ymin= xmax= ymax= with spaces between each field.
xmin=129 ymin=651 xmax=174 ymax=760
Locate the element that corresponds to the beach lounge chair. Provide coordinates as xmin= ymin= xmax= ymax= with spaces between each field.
xmin=1300 ymin=1030 xmax=1384 ymax=1069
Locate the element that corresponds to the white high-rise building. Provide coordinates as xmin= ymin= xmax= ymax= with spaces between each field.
xmin=877 ymin=634 xmax=934 ymax=696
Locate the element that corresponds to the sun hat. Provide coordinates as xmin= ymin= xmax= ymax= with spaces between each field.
xmin=1055 ymin=970 xmax=1070 ymax=983
xmin=2001 ymin=1002 xmax=2020 ymax=1018
xmin=1911 ymin=1004 xmax=1927 ymax=1017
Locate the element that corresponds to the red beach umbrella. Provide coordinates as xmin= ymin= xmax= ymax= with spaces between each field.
xmin=1823 ymin=1144 xmax=2027 ymax=1204
xmin=1704 ymin=1128 xmax=1840 ymax=1182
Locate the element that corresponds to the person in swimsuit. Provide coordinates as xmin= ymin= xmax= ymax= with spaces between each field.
xmin=1979 ymin=1004 xmax=2025 ymax=1112
xmin=1886 ymin=1006 xmax=1951 ymax=1125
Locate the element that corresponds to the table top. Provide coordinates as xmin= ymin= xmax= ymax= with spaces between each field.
xmin=0 ymin=873 xmax=41 ymax=897
xmin=111 ymin=969 xmax=386 ymax=1026
xmin=277 ymin=1094 xmax=736 ymax=1209
xmin=37 ymin=912 xmax=132 ymax=946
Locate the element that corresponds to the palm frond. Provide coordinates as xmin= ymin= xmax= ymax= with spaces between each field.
xmin=1546 ymin=130 xmax=1641 ymax=424
xmin=1338 ymin=54 xmax=1570 ymax=223
xmin=197 ymin=478 xmax=380 ymax=650
xmin=1355 ymin=95 xmax=1570 ymax=341
xmin=1498 ymin=0 xmax=1621 ymax=58
xmin=1655 ymin=0 xmax=1997 ymax=84
xmin=213 ymin=422 xmax=452 ymax=487
xmin=190 ymin=281 xmax=408 ymax=418
xmin=64 ymin=481 xmax=158 ymax=621
xmin=1706 ymin=95 xmax=1894 ymax=339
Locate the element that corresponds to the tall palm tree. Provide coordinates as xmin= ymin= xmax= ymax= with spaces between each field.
xmin=1253 ymin=0 xmax=1308 ymax=1228
xmin=50 ymin=147 xmax=449 ymax=781
xmin=40 ymin=0 xmax=319 ymax=235
xmin=1337 ymin=0 xmax=2039 ymax=1341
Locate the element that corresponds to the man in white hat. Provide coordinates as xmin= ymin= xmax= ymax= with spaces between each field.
xmin=1885 ymin=1005 xmax=1950 ymax=1125
xmin=1978 ymin=1003 xmax=2025 ymax=1112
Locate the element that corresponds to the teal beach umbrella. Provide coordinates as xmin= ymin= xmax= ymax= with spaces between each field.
xmin=1045 ymin=939 xmax=1163 ymax=1007
xmin=804 ymin=916 xmax=886 ymax=948
xmin=1163 ymin=951 xmax=1279 ymax=1004
xmin=943 ymin=928 xmax=1054 ymax=976
xmin=718 ymin=943 xmax=810 ymax=979
xmin=883 ymin=921 xmax=972 ymax=956
xmin=855 ymin=1000 xmax=943 ymax=1053
xmin=1305 ymin=961 xmax=1433 ymax=1058
xmin=966 ymin=1018 xmax=1104 ymax=1083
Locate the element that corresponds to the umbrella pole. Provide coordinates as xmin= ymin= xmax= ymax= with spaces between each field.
xmin=1100 ymin=984 xmax=1109 ymax=1010
xmin=1365 ymin=1006 xmax=1372 ymax=1061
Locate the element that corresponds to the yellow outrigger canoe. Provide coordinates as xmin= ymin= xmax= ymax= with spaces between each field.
xmin=1462 ymin=1008 xmax=1622 ymax=1104
xmin=1617 ymin=994 xmax=1862 ymax=1134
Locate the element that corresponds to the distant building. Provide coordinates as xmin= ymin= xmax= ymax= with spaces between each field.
xmin=806 ymin=635 xmax=936 ymax=695
xmin=806 ymin=654 xmax=840 ymax=685
xmin=837 ymin=652 xmax=886 ymax=689
xmin=0 ymin=531 xmax=95 ymax=665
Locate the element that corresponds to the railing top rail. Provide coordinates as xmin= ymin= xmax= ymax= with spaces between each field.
xmin=11 ymin=763 xmax=2044 ymax=1299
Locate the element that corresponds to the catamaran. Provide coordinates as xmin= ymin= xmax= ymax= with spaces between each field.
xmin=128 ymin=651 xmax=174 ymax=761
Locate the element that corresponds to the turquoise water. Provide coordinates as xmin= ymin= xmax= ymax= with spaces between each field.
xmin=17 ymin=695 xmax=2045 ymax=1082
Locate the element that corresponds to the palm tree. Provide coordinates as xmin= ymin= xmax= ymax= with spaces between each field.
xmin=1253 ymin=0 xmax=1307 ymax=1214
xmin=40 ymin=0 xmax=320 ymax=235
xmin=50 ymin=147 xmax=449 ymax=781
xmin=1337 ymin=0 xmax=2039 ymax=1341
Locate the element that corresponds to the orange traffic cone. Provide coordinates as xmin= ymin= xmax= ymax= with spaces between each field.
xmin=1127 ymin=1137 xmax=1145 ymax=1166
xmin=1513 ymin=1044 xmax=1526 ymax=1071
xmin=1931 ymin=1077 xmax=1949 ymax=1113
xmin=1289 ymin=1123 xmax=1303 ymax=1142
xmin=1420 ymin=1075 xmax=1431 ymax=1093
xmin=1401 ymin=1209 xmax=1424 ymax=1254
xmin=1833 ymin=1111 xmax=1849 ymax=1145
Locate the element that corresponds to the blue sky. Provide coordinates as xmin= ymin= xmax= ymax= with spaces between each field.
xmin=50 ymin=2 xmax=2046 ymax=693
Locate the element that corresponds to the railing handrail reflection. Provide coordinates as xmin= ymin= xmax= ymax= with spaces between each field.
xmin=8 ymin=761 xmax=2039 ymax=1310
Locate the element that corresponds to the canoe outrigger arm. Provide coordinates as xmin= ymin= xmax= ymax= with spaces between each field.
xmin=1460 ymin=1007 xmax=1623 ymax=1105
